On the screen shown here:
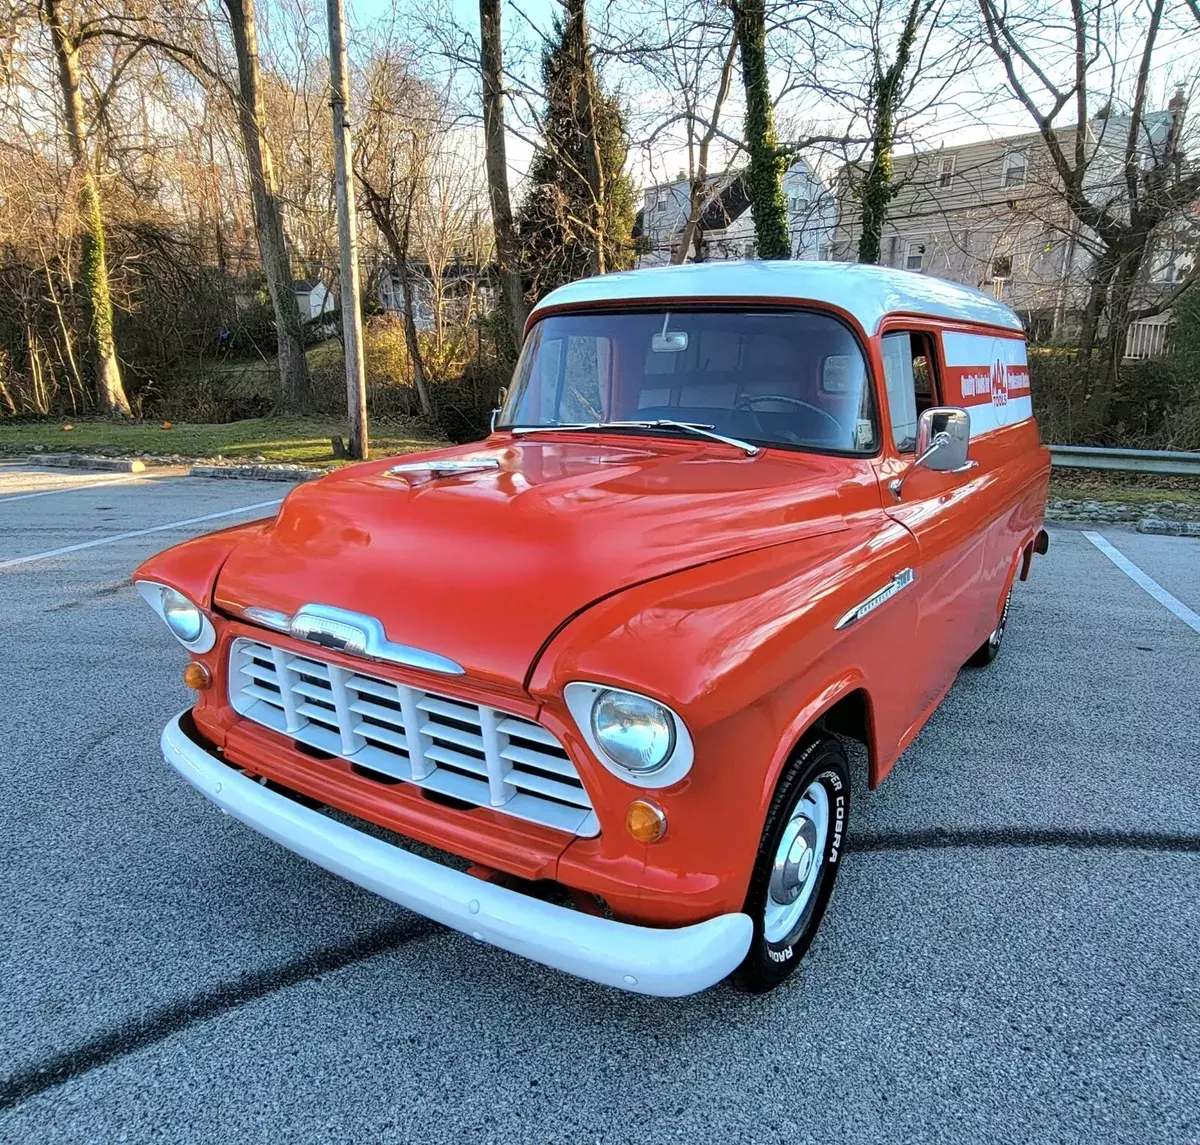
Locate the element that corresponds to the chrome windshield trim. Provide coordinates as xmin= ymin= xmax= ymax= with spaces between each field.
xmin=834 ymin=569 xmax=916 ymax=630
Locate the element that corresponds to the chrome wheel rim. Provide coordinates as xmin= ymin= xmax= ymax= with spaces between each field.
xmin=990 ymin=588 xmax=1013 ymax=647
xmin=764 ymin=780 xmax=829 ymax=944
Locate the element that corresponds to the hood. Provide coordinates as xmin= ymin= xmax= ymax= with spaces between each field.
xmin=214 ymin=437 xmax=854 ymax=687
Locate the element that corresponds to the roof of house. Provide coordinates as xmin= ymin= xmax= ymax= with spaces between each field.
xmin=698 ymin=177 xmax=751 ymax=232
xmin=528 ymin=260 xmax=1023 ymax=334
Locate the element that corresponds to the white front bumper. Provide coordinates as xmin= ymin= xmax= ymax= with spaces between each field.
xmin=161 ymin=713 xmax=752 ymax=997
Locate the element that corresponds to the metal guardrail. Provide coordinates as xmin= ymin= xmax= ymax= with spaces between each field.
xmin=1049 ymin=444 xmax=1200 ymax=476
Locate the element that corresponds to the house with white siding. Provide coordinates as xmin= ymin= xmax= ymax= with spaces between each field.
xmin=831 ymin=95 xmax=1194 ymax=350
xmin=635 ymin=159 xmax=834 ymax=266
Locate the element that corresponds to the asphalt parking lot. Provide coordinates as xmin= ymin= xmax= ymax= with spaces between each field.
xmin=1 ymin=460 xmax=1197 ymax=1144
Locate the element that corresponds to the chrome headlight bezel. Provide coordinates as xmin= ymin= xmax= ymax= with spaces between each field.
xmin=563 ymin=682 xmax=694 ymax=789
xmin=136 ymin=580 xmax=216 ymax=653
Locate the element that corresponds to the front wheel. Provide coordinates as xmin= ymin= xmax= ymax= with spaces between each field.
xmin=735 ymin=736 xmax=850 ymax=994
xmin=967 ymin=583 xmax=1013 ymax=667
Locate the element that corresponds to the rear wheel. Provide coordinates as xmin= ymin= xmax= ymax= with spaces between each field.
xmin=735 ymin=737 xmax=850 ymax=994
xmin=967 ymin=583 xmax=1013 ymax=667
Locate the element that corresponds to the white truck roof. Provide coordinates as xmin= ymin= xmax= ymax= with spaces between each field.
xmin=528 ymin=261 xmax=1024 ymax=336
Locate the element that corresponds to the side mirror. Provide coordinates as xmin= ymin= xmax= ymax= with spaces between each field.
xmin=889 ymin=406 xmax=974 ymax=499
xmin=490 ymin=386 xmax=509 ymax=434
xmin=916 ymin=407 xmax=970 ymax=471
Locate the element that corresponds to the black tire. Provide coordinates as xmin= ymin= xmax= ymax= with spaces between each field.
xmin=735 ymin=736 xmax=851 ymax=994
xmin=967 ymin=583 xmax=1013 ymax=667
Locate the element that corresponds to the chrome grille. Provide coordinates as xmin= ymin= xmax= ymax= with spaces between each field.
xmin=229 ymin=637 xmax=598 ymax=837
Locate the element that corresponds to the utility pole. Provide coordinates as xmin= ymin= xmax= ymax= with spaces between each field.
xmin=327 ymin=0 xmax=368 ymax=459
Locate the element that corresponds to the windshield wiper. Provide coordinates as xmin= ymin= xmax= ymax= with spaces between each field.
xmin=509 ymin=420 xmax=759 ymax=457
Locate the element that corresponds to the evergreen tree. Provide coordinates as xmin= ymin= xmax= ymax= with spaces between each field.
xmin=516 ymin=0 xmax=637 ymax=298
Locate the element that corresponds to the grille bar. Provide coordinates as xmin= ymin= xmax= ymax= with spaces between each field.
xmin=229 ymin=637 xmax=598 ymax=837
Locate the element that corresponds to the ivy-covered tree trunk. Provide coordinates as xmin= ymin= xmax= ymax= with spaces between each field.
xmin=43 ymin=0 xmax=131 ymax=416
xmin=732 ymin=0 xmax=788 ymax=260
xmin=78 ymin=174 xmax=128 ymax=415
xmin=858 ymin=0 xmax=925 ymax=265
xmin=858 ymin=79 xmax=899 ymax=264
xmin=224 ymin=0 xmax=314 ymax=413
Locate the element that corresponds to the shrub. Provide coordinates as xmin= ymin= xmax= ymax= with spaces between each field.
xmin=1029 ymin=349 xmax=1200 ymax=450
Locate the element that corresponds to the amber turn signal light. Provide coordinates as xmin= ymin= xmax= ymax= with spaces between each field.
xmin=626 ymin=799 xmax=666 ymax=844
xmin=183 ymin=661 xmax=212 ymax=691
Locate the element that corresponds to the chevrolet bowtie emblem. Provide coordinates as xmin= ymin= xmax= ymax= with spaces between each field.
xmin=289 ymin=613 xmax=368 ymax=655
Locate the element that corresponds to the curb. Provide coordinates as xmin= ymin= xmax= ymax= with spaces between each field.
xmin=1138 ymin=517 xmax=1200 ymax=536
xmin=23 ymin=453 xmax=145 ymax=474
xmin=189 ymin=463 xmax=322 ymax=483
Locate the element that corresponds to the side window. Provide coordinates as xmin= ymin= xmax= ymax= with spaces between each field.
xmin=881 ymin=333 xmax=918 ymax=452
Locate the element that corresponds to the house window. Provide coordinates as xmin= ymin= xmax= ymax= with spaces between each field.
xmin=789 ymin=195 xmax=806 ymax=212
xmin=937 ymin=155 xmax=955 ymax=188
xmin=991 ymin=254 xmax=1013 ymax=279
xmin=905 ymin=241 xmax=926 ymax=271
xmin=1002 ymin=151 xmax=1028 ymax=188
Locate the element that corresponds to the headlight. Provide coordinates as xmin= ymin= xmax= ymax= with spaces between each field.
xmin=135 ymin=581 xmax=216 ymax=652
xmin=590 ymin=690 xmax=675 ymax=773
xmin=162 ymin=588 xmax=204 ymax=643
xmin=564 ymin=682 xmax=694 ymax=789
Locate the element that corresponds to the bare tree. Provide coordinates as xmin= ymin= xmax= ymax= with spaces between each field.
xmin=41 ymin=0 xmax=131 ymax=414
xmin=978 ymin=0 xmax=1200 ymax=426
xmin=672 ymin=24 xmax=739 ymax=263
xmin=608 ymin=0 xmax=741 ymax=264
xmin=222 ymin=0 xmax=314 ymax=411
xmin=479 ymin=0 xmax=527 ymax=351
xmin=355 ymin=41 xmax=437 ymax=421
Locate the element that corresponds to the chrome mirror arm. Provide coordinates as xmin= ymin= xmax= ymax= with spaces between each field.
xmin=888 ymin=431 xmax=951 ymax=501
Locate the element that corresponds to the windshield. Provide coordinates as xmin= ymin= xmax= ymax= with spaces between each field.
xmin=497 ymin=309 xmax=878 ymax=455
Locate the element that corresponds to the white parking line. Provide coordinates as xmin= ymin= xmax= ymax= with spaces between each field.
xmin=1083 ymin=531 xmax=1200 ymax=636
xmin=0 ymin=500 xmax=283 ymax=571
xmin=0 ymin=473 xmax=154 ymax=504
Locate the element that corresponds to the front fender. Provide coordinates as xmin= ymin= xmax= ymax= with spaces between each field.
xmin=531 ymin=516 xmax=919 ymax=920
xmin=132 ymin=519 xmax=273 ymax=608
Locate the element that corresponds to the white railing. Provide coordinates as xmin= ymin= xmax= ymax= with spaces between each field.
xmin=1125 ymin=315 xmax=1171 ymax=361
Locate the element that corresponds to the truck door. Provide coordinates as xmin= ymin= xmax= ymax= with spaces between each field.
xmin=874 ymin=328 xmax=989 ymax=716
